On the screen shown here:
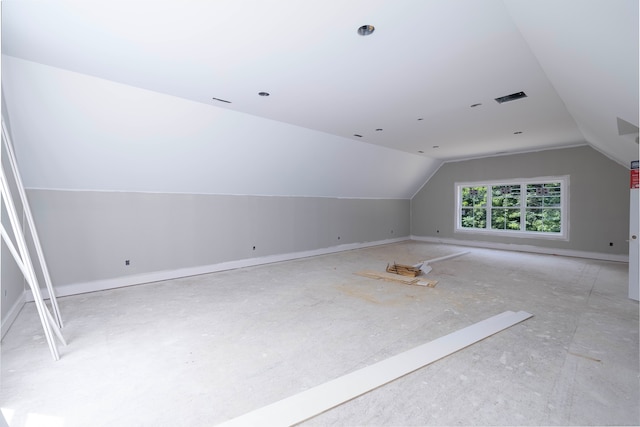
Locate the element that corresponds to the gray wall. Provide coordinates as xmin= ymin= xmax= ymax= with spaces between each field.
xmin=26 ymin=190 xmax=409 ymax=288
xmin=1 ymin=205 xmax=26 ymax=328
xmin=411 ymin=145 xmax=630 ymax=256
xmin=1 ymin=141 xmax=26 ymax=332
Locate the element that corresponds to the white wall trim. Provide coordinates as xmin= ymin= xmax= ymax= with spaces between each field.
xmin=23 ymin=233 xmax=626 ymax=302
xmin=410 ymin=235 xmax=629 ymax=263
xmin=26 ymin=237 xmax=410 ymax=300
xmin=1 ymin=290 xmax=26 ymax=339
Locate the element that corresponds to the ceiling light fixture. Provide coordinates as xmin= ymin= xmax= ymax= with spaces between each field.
xmin=432 ymin=146 xmax=439 ymax=149
xmin=354 ymin=134 xmax=363 ymax=137
xmin=258 ymin=92 xmax=270 ymax=97
xmin=470 ymin=103 xmax=482 ymax=108
xmin=212 ymin=97 xmax=231 ymax=104
xmin=417 ymin=118 xmax=424 ymax=121
xmin=513 ymin=131 xmax=523 ymax=135
xmin=418 ymin=150 xmax=424 ymax=153
xmin=375 ymin=128 xmax=383 ymax=131
xmin=357 ymin=25 xmax=375 ymax=36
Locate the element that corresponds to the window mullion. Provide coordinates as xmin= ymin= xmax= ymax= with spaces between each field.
xmin=486 ymin=185 xmax=491 ymax=230
xmin=520 ymin=184 xmax=526 ymax=231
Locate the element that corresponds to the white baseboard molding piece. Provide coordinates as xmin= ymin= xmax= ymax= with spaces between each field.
xmin=1 ymin=290 xmax=26 ymax=339
xmin=411 ymin=235 xmax=629 ymax=263
xmin=27 ymin=237 xmax=410 ymax=300
xmin=218 ymin=310 xmax=533 ymax=427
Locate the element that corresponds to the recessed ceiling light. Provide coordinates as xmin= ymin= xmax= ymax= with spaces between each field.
xmin=417 ymin=118 xmax=424 ymax=121
xmin=418 ymin=150 xmax=424 ymax=153
xmin=432 ymin=145 xmax=440 ymax=149
xmin=354 ymin=134 xmax=363 ymax=137
xmin=470 ymin=103 xmax=482 ymax=108
xmin=513 ymin=131 xmax=523 ymax=135
xmin=212 ymin=97 xmax=231 ymax=104
xmin=258 ymin=92 xmax=270 ymax=97
xmin=357 ymin=25 xmax=375 ymax=36
xmin=375 ymin=128 xmax=383 ymax=131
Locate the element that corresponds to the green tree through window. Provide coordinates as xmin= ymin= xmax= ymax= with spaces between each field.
xmin=525 ymin=183 xmax=561 ymax=232
xmin=461 ymin=186 xmax=487 ymax=229
xmin=491 ymin=185 xmax=521 ymax=230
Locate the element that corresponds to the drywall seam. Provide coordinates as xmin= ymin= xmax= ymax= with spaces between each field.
xmin=218 ymin=310 xmax=533 ymax=427
xmin=1 ymin=289 xmax=25 ymax=339
xmin=410 ymin=235 xmax=628 ymax=262
xmin=25 ymin=237 xmax=410 ymax=300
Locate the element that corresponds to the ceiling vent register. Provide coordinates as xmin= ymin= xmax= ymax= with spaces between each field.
xmin=495 ymin=91 xmax=527 ymax=104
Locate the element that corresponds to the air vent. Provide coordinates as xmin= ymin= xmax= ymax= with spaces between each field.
xmin=495 ymin=91 xmax=527 ymax=104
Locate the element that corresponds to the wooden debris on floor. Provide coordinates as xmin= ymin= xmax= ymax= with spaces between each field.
xmin=386 ymin=262 xmax=421 ymax=277
xmin=355 ymin=270 xmax=438 ymax=288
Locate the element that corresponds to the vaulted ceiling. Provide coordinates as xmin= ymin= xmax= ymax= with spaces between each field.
xmin=1 ymin=0 xmax=637 ymax=198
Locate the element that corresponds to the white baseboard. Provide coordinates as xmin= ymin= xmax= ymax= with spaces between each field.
xmin=26 ymin=237 xmax=410 ymax=300
xmin=1 ymin=290 xmax=26 ymax=339
xmin=410 ymin=235 xmax=629 ymax=263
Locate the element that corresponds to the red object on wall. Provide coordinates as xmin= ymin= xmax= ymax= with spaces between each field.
xmin=631 ymin=169 xmax=639 ymax=189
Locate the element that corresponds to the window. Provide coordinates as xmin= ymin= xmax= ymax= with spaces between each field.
xmin=456 ymin=176 xmax=568 ymax=239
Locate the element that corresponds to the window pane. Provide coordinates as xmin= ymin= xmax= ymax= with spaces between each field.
xmin=462 ymin=186 xmax=487 ymax=207
xmin=527 ymin=183 xmax=561 ymax=208
xmin=491 ymin=208 xmax=521 ymax=230
xmin=492 ymin=185 xmax=520 ymax=207
xmin=525 ymin=208 xmax=561 ymax=232
xmin=461 ymin=207 xmax=486 ymax=228
xmin=544 ymin=182 xmax=561 ymax=207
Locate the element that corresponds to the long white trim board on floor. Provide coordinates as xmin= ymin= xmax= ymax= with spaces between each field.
xmin=218 ymin=310 xmax=533 ymax=427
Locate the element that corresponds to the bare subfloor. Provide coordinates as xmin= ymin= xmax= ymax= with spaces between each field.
xmin=2 ymin=242 xmax=638 ymax=426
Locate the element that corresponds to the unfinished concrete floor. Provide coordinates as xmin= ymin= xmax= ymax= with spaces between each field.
xmin=1 ymin=241 xmax=638 ymax=426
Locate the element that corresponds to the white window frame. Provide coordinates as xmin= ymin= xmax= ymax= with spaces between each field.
xmin=455 ymin=175 xmax=569 ymax=240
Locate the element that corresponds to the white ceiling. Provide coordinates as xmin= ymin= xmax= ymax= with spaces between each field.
xmin=1 ymin=0 xmax=638 ymax=198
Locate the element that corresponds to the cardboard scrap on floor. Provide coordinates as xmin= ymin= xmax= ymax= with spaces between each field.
xmin=355 ymin=270 xmax=438 ymax=288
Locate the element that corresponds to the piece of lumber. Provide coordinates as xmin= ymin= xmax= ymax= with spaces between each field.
xmin=414 ymin=251 xmax=470 ymax=268
xmin=355 ymin=271 xmax=438 ymax=287
xmin=386 ymin=262 xmax=421 ymax=277
xmin=218 ymin=310 xmax=533 ymax=427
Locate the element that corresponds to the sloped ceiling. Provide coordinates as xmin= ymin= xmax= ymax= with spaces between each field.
xmin=1 ymin=0 xmax=637 ymax=198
